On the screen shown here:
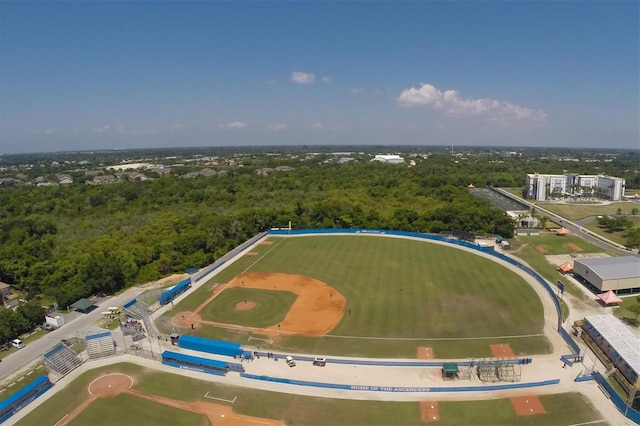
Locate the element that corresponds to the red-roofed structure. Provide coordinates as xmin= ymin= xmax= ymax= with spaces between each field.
xmin=597 ymin=289 xmax=622 ymax=305
xmin=557 ymin=261 xmax=573 ymax=273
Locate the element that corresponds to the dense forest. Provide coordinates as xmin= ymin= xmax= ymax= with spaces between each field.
xmin=0 ymin=147 xmax=638 ymax=309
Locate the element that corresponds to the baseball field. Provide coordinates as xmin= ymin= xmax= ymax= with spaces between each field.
xmin=17 ymin=362 xmax=605 ymax=426
xmin=161 ymin=234 xmax=550 ymax=358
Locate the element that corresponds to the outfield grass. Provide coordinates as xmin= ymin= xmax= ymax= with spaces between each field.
xmin=20 ymin=363 xmax=606 ymax=426
xmin=165 ymin=234 xmax=549 ymax=358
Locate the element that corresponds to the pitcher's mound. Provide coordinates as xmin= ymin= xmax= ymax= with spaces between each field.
xmin=235 ymin=301 xmax=256 ymax=311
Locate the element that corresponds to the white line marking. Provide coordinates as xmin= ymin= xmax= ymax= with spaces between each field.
xmin=204 ymin=391 xmax=236 ymax=403
xmin=53 ymin=414 xmax=68 ymax=426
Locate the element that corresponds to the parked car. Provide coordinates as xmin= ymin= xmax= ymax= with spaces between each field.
xmin=11 ymin=339 xmax=25 ymax=349
xmin=313 ymin=357 xmax=326 ymax=367
xmin=40 ymin=323 xmax=53 ymax=332
xmin=285 ymin=356 xmax=296 ymax=367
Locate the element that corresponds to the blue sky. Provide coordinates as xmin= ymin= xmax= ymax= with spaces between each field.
xmin=0 ymin=1 xmax=638 ymax=153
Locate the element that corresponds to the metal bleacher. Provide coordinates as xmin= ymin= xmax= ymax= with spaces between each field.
xmin=42 ymin=343 xmax=83 ymax=377
xmin=123 ymin=299 xmax=153 ymax=320
xmin=86 ymin=331 xmax=116 ymax=359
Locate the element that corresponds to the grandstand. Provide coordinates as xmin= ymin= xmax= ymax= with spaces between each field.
xmin=85 ymin=331 xmax=116 ymax=359
xmin=123 ymin=299 xmax=153 ymax=319
xmin=42 ymin=343 xmax=83 ymax=378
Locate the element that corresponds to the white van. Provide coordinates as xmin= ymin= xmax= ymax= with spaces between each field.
xmin=11 ymin=338 xmax=25 ymax=349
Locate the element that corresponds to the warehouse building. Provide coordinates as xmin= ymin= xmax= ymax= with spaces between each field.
xmin=573 ymin=256 xmax=640 ymax=295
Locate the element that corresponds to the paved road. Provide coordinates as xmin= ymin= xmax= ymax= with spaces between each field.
xmin=494 ymin=188 xmax=638 ymax=257
xmin=0 ymin=287 xmax=145 ymax=381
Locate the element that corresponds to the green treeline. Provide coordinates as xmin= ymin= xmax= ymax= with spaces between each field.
xmin=3 ymin=159 xmax=522 ymax=307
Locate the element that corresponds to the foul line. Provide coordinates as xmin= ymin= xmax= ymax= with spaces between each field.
xmin=566 ymin=421 xmax=607 ymax=426
xmin=248 ymin=337 xmax=274 ymax=344
xmin=204 ymin=391 xmax=236 ymax=403
xmin=242 ymin=237 xmax=287 ymax=274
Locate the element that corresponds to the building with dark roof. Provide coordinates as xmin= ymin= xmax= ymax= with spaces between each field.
xmin=573 ymin=256 xmax=640 ymax=295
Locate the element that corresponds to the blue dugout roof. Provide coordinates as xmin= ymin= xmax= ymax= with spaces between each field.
xmin=161 ymin=351 xmax=227 ymax=369
xmin=178 ymin=335 xmax=242 ymax=356
xmin=86 ymin=331 xmax=111 ymax=341
xmin=0 ymin=375 xmax=50 ymax=413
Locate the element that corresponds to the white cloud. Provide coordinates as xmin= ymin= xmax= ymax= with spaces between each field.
xmin=351 ymin=87 xmax=364 ymax=95
xmin=322 ymin=76 xmax=333 ymax=84
xmin=308 ymin=122 xmax=324 ymax=130
xmin=267 ymin=123 xmax=288 ymax=131
xmin=291 ymin=71 xmax=316 ymax=84
xmin=219 ymin=121 xmax=247 ymax=129
xmin=93 ymin=125 xmax=111 ymax=133
xmin=397 ymin=83 xmax=547 ymax=125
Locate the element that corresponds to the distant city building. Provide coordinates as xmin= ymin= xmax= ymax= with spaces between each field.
xmin=371 ymin=155 xmax=404 ymax=164
xmin=525 ymin=173 xmax=625 ymax=201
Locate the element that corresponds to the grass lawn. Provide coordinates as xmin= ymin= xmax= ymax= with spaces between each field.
xmin=512 ymin=232 xmax=606 ymax=255
xmin=613 ymin=296 xmax=640 ymax=327
xmin=509 ymin=237 xmax=593 ymax=303
xmin=536 ymin=201 xmax=635 ymax=220
xmin=166 ymin=235 xmax=547 ymax=358
xmin=199 ymin=288 xmax=297 ymax=327
xmin=20 ymin=363 xmax=606 ymax=426
xmin=583 ymin=216 xmax=640 ymax=247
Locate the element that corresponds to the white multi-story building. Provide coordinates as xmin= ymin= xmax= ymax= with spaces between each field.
xmin=525 ymin=173 xmax=625 ymax=201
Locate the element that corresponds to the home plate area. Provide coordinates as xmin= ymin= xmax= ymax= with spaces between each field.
xmin=420 ymin=401 xmax=439 ymax=422
xmin=510 ymin=395 xmax=546 ymax=416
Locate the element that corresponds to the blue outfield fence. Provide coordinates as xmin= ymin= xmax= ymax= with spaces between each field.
xmin=268 ymin=228 xmax=575 ymax=353
xmin=240 ymin=372 xmax=559 ymax=393
xmin=594 ymin=372 xmax=640 ymax=423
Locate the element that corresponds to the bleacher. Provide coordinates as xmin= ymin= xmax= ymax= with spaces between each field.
xmin=42 ymin=343 xmax=83 ymax=376
xmin=123 ymin=299 xmax=153 ymax=320
xmin=85 ymin=332 xmax=116 ymax=359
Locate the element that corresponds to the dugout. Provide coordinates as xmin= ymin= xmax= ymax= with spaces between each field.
xmin=0 ymin=375 xmax=52 ymax=423
xmin=178 ymin=335 xmax=250 ymax=359
xmin=442 ymin=363 xmax=459 ymax=380
xmin=161 ymin=351 xmax=235 ymax=376
xmin=159 ymin=278 xmax=192 ymax=306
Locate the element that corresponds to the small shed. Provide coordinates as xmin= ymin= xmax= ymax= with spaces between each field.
xmin=70 ymin=298 xmax=95 ymax=313
xmin=170 ymin=333 xmax=180 ymax=346
xmin=442 ymin=363 xmax=459 ymax=380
